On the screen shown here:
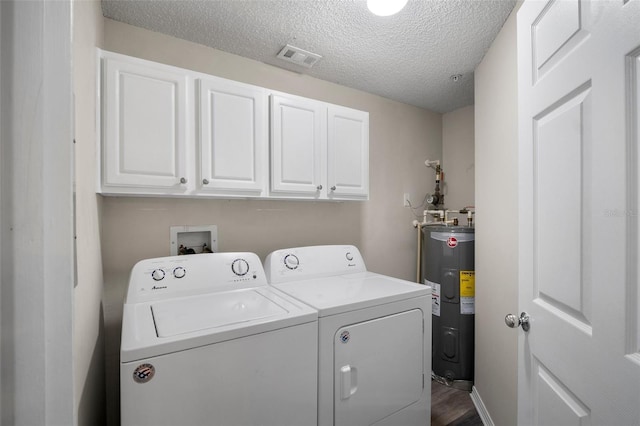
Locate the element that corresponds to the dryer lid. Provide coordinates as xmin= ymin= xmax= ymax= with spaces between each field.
xmin=273 ymin=272 xmax=430 ymax=317
xmin=151 ymin=289 xmax=288 ymax=337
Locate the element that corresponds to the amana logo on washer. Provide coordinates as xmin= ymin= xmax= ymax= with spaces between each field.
xmin=133 ymin=363 xmax=155 ymax=383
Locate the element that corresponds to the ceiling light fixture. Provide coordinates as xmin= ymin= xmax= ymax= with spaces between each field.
xmin=366 ymin=0 xmax=408 ymax=17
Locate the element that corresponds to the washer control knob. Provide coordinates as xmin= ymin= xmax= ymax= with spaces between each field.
xmin=151 ymin=269 xmax=165 ymax=281
xmin=284 ymin=254 xmax=300 ymax=270
xmin=231 ymin=259 xmax=250 ymax=276
xmin=173 ymin=267 xmax=186 ymax=279
xmin=346 ymin=252 xmax=354 ymax=261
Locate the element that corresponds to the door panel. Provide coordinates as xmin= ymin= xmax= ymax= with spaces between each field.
xmin=270 ymin=94 xmax=324 ymax=196
xmin=534 ymin=360 xmax=591 ymax=426
xmin=532 ymin=0 xmax=588 ymax=82
xmin=103 ymin=56 xmax=188 ymax=190
xmin=534 ymin=84 xmax=592 ymax=325
xmin=518 ymin=1 xmax=640 ymax=424
xmin=327 ymin=105 xmax=369 ymax=198
xmin=333 ymin=310 xmax=423 ymax=426
xmin=198 ymin=78 xmax=266 ymax=194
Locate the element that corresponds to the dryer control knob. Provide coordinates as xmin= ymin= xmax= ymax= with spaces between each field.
xmin=173 ymin=267 xmax=186 ymax=279
xmin=231 ymin=259 xmax=250 ymax=276
xmin=151 ymin=269 xmax=165 ymax=281
xmin=284 ymin=254 xmax=299 ymax=270
xmin=346 ymin=252 xmax=354 ymax=261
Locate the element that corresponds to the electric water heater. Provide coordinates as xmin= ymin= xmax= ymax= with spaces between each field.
xmin=423 ymin=225 xmax=475 ymax=390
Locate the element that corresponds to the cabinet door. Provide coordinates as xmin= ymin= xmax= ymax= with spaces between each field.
xmin=327 ymin=105 xmax=369 ymax=199
xmin=270 ymin=94 xmax=325 ymax=197
xmin=198 ymin=78 xmax=267 ymax=195
xmin=102 ymin=56 xmax=188 ymax=192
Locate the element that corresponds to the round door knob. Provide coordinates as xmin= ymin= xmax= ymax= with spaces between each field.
xmin=202 ymin=179 xmax=209 ymax=185
xmin=180 ymin=177 xmax=188 ymax=184
xmin=505 ymin=312 xmax=530 ymax=332
xmin=317 ymin=185 xmax=323 ymax=191
xmin=331 ymin=186 xmax=336 ymax=191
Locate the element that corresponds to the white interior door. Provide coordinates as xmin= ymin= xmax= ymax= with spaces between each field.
xmin=517 ymin=1 xmax=640 ymax=425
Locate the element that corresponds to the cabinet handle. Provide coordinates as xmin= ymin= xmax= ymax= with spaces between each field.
xmin=317 ymin=185 xmax=323 ymax=191
xmin=202 ymin=179 xmax=209 ymax=185
xmin=331 ymin=186 xmax=336 ymax=191
xmin=180 ymin=177 xmax=188 ymax=184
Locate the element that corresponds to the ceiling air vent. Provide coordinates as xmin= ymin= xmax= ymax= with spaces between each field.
xmin=276 ymin=44 xmax=322 ymax=68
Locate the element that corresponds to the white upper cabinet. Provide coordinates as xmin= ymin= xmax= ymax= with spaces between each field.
xmin=327 ymin=105 xmax=369 ymax=199
xmin=99 ymin=51 xmax=368 ymax=200
xmin=270 ymin=93 xmax=326 ymax=197
xmin=197 ymin=77 xmax=267 ymax=196
xmin=270 ymin=93 xmax=369 ymax=200
xmin=102 ymin=54 xmax=189 ymax=193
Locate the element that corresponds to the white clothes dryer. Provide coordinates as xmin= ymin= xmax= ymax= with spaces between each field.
xmin=264 ymin=245 xmax=432 ymax=426
xmin=120 ymin=252 xmax=318 ymax=426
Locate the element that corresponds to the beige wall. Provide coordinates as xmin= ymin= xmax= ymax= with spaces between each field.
xmin=101 ymin=18 xmax=441 ymax=278
xmin=443 ymin=105 xmax=475 ymax=209
xmin=100 ymin=18 xmax=442 ymax=423
xmin=474 ymin=5 xmax=519 ymax=426
xmin=73 ymin=1 xmax=106 ymax=425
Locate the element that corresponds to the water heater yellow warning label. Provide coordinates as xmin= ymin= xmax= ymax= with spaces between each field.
xmin=460 ymin=271 xmax=475 ymax=297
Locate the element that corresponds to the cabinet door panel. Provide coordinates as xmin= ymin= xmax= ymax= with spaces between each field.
xmin=102 ymin=56 xmax=188 ymax=191
xmin=198 ymin=78 xmax=266 ymax=194
xmin=328 ymin=106 xmax=369 ymax=199
xmin=270 ymin=94 xmax=324 ymax=196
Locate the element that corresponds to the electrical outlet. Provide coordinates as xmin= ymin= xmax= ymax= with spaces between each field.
xmin=403 ymin=193 xmax=411 ymax=208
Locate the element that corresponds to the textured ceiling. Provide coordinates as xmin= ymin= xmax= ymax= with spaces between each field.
xmin=101 ymin=0 xmax=516 ymax=113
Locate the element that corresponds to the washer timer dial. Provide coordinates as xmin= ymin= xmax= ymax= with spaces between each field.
xmin=284 ymin=254 xmax=299 ymax=270
xmin=151 ymin=269 xmax=165 ymax=281
xmin=173 ymin=267 xmax=186 ymax=279
xmin=231 ymin=259 xmax=250 ymax=276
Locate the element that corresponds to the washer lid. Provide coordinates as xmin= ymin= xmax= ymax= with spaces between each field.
xmin=121 ymin=286 xmax=317 ymax=363
xmin=152 ymin=290 xmax=287 ymax=337
xmin=273 ymin=272 xmax=430 ymax=317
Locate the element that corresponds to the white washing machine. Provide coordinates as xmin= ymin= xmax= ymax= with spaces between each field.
xmin=120 ymin=252 xmax=318 ymax=426
xmin=264 ymin=245 xmax=432 ymax=426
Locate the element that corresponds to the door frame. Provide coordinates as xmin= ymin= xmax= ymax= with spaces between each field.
xmin=0 ymin=0 xmax=75 ymax=423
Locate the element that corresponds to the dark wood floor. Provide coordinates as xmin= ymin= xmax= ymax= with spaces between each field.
xmin=431 ymin=381 xmax=483 ymax=426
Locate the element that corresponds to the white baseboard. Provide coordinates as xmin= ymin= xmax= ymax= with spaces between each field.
xmin=470 ymin=386 xmax=495 ymax=426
